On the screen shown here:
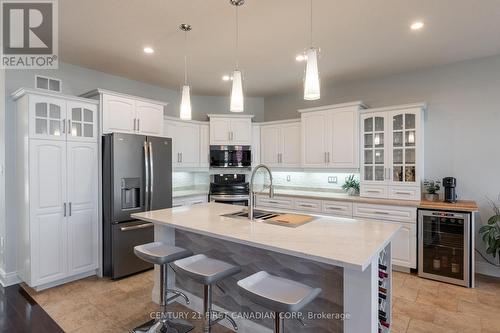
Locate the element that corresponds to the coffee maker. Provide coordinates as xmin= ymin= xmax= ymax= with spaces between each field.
xmin=443 ymin=177 xmax=457 ymax=203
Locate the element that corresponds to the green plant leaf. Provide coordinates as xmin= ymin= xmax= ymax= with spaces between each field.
xmin=488 ymin=215 xmax=500 ymax=225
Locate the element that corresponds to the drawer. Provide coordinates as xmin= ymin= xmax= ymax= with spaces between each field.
xmin=353 ymin=203 xmax=416 ymax=223
xmin=360 ymin=184 xmax=387 ymax=198
xmin=322 ymin=200 xmax=353 ymax=218
xmin=388 ymin=186 xmax=420 ymax=201
xmin=294 ymin=198 xmax=322 ymax=213
xmin=186 ymin=195 xmax=208 ymax=205
xmin=256 ymin=196 xmax=294 ymax=209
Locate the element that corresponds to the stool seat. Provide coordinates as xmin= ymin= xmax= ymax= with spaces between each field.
xmin=134 ymin=242 xmax=192 ymax=265
xmin=173 ymin=254 xmax=241 ymax=285
xmin=237 ymin=271 xmax=321 ymax=313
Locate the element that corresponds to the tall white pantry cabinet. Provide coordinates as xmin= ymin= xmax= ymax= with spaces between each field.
xmin=13 ymin=88 xmax=99 ymax=290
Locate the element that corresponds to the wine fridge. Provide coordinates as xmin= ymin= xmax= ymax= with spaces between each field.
xmin=418 ymin=209 xmax=474 ymax=287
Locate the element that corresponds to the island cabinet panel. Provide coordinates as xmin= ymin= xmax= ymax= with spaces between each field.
xmin=175 ymin=230 xmax=344 ymax=333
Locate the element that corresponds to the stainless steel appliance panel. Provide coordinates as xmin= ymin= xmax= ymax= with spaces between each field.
xmin=147 ymin=136 xmax=172 ymax=211
xmin=111 ymin=221 xmax=154 ymax=278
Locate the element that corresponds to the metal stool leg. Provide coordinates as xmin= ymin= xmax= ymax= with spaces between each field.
xmin=274 ymin=312 xmax=284 ymax=333
xmin=203 ymin=284 xmax=213 ymax=332
xmin=133 ymin=264 xmax=194 ymax=333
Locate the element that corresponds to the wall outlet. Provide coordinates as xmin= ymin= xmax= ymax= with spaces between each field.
xmin=328 ymin=176 xmax=338 ymax=184
xmin=286 ymin=175 xmax=291 ymax=182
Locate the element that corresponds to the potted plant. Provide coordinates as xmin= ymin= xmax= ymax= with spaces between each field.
xmin=423 ymin=179 xmax=441 ymax=201
xmin=479 ymin=199 xmax=500 ymax=261
xmin=342 ymin=175 xmax=360 ymax=196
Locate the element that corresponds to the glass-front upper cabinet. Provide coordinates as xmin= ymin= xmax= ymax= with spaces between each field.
xmin=362 ymin=113 xmax=387 ymax=183
xmin=67 ymin=102 xmax=98 ymax=142
xmin=390 ymin=110 xmax=419 ymax=184
xmin=29 ymin=95 xmax=67 ymax=141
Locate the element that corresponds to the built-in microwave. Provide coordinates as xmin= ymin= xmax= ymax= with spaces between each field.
xmin=210 ymin=145 xmax=251 ymax=168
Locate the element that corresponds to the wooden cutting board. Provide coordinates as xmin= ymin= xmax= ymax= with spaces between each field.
xmin=265 ymin=214 xmax=314 ymax=227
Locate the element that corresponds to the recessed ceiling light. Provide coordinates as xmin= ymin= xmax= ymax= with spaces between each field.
xmin=410 ymin=21 xmax=424 ymax=31
xmin=222 ymin=75 xmax=232 ymax=81
xmin=143 ymin=47 xmax=154 ymax=54
xmin=295 ymin=54 xmax=306 ymax=62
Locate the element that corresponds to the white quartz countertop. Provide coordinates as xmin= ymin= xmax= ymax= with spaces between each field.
xmin=262 ymin=188 xmax=420 ymax=207
xmin=132 ymin=202 xmax=400 ymax=271
xmin=172 ymin=189 xmax=208 ymax=198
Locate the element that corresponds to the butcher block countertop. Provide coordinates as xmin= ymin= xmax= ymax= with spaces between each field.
xmin=419 ymin=199 xmax=479 ymax=212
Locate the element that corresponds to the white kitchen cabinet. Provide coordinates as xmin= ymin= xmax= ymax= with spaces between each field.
xmin=353 ymin=202 xmax=417 ymax=269
xmin=200 ymin=124 xmax=210 ymax=168
xmin=360 ymin=104 xmax=425 ymax=200
xmin=13 ymin=88 xmax=99 ymax=289
xmin=173 ymin=194 xmax=208 ymax=207
xmin=164 ymin=117 xmax=210 ymax=169
xmin=251 ymin=124 xmax=261 ymax=167
xmin=135 ymin=100 xmax=164 ymax=135
xmin=299 ymin=102 xmax=365 ymax=169
xmin=208 ymin=114 xmax=253 ymax=145
xmin=260 ymin=120 xmax=301 ymax=168
xmin=29 ymin=95 xmax=98 ymax=143
xmin=82 ymin=89 xmax=167 ymax=137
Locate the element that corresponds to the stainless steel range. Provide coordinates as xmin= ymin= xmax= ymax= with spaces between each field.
xmin=209 ymin=174 xmax=249 ymax=206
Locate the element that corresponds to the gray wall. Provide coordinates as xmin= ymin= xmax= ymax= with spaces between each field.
xmin=1 ymin=62 xmax=264 ymax=276
xmin=265 ymin=54 xmax=500 ymax=269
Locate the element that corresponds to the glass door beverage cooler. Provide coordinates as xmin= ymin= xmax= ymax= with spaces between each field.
xmin=418 ymin=209 xmax=473 ymax=287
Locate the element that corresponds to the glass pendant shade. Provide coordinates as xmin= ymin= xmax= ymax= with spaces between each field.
xmin=303 ymin=47 xmax=320 ymax=100
xmin=230 ymin=70 xmax=244 ymax=112
xmin=180 ymin=85 xmax=192 ymax=120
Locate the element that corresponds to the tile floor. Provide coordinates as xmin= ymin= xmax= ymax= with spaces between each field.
xmin=23 ymin=270 xmax=500 ymax=333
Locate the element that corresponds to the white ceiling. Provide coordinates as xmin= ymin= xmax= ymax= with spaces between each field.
xmin=60 ymin=0 xmax=500 ymax=97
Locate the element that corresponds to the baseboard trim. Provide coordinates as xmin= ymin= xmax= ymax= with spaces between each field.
xmin=34 ymin=270 xmax=98 ymax=291
xmin=476 ymin=261 xmax=500 ymax=278
xmin=0 ymin=269 xmax=21 ymax=287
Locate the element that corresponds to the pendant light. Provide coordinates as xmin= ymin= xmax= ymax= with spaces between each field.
xmin=303 ymin=0 xmax=320 ymax=101
xmin=179 ymin=24 xmax=192 ymax=120
xmin=230 ymin=0 xmax=244 ymax=112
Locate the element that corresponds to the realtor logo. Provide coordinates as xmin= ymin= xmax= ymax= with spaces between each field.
xmin=1 ymin=0 xmax=58 ymax=68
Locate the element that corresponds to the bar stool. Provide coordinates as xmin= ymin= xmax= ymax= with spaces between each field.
xmin=237 ymin=271 xmax=321 ymax=333
xmin=173 ymin=254 xmax=241 ymax=332
xmin=133 ymin=242 xmax=194 ymax=333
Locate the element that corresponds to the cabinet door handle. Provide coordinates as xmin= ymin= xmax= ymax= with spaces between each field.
xmin=133 ymin=118 xmax=137 ymax=131
xmin=231 ymin=131 xmax=234 ymax=141
xmin=137 ymin=119 xmax=140 ymax=131
xmin=68 ymin=119 xmax=71 ymax=135
xmin=63 ymin=203 xmax=66 ymax=217
xmin=69 ymin=202 xmax=72 ymax=216
xmin=62 ymin=119 xmax=66 ymax=134
xmin=327 ymin=152 xmax=331 ymax=163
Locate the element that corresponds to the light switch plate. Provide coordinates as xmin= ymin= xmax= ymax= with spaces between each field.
xmin=286 ymin=175 xmax=291 ymax=182
xmin=328 ymin=176 xmax=338 ymax=184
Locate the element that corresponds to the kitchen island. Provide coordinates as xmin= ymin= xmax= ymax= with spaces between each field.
xmin=132 ymin=202 xmax=400 ymax=333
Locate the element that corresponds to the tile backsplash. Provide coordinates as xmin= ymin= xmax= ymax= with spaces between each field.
xmin=173 ymin=172 xmax=209 ymax=189
xmin=271 ymin=172 xmax=360 ymax=190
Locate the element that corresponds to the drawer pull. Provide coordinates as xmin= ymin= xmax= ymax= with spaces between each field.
xmin=367 ymin=190 xmax=380 ymax=193
xmin=395 ymin=191 xmax=411 ymax=195
xmin=374 ymin=211 xmax=390 ymax=215
xmin=266 ymin=201 xmax=281 ymax=204
xmin=298 ymin=204 xmax=315 ymax=208
xmin=326 ymin=207 xmax=342 ymax=210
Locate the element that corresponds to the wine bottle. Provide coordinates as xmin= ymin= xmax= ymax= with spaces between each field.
xmin=432 ymin=246 xmax=441 ymax=270
xmin=451 ymin=248 xmax=460 ymax=274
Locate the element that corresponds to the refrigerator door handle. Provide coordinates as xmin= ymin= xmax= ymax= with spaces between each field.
xmin=148 ymin=141 xmax=154 ymax=210
xmin=120 ymin=223 xmax=154 ymax=232
xmin=144 ymin=141 xmax=150 ymax=211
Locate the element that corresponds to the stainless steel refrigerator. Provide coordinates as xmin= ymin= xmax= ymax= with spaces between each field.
xmin=102 ymin=133 xmax=172 ymax=279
